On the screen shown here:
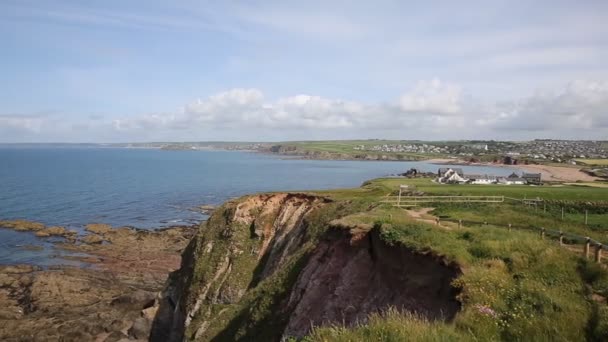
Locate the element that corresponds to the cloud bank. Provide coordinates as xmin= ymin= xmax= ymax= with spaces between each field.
xmin=108 ymin=79 xmax=608 ymax=140
xmin=2 ymin=79 xmax=607 ymax=142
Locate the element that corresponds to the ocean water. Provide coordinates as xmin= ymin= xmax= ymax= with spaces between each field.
xmin=0 ymin=147 xmax=514 ymax=265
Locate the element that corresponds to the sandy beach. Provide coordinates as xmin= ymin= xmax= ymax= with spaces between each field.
xmin=510 ymin=163 xmax=599 ymax=182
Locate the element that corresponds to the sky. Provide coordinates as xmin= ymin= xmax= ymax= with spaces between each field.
xmin=1 ymin=0 xmax=608 ymax=142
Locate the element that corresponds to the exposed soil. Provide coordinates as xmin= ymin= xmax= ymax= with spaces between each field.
xmin=283 ymin=228 xmax=461 ymax=338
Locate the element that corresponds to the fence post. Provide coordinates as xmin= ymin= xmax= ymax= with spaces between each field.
xmin=540 ymin=227 xmax=545 ymax=239
xmin=559 ymin=231 xmax=564 ymax=246
xmin=508 ymin=223 xmax=512 ymax=232
xmin=585 ymin=210 xmax=588 ymax=225
xmin=561 ymin=207 xmax=564 ymax=220
xmin=397 ymin=187 xmax=402 ymax=208
xmin=595 ymin=244 xmax=603 ymax=263
xmin=458 ymin=219 xmax=462 ymax=228
xmin=584 ymin=237 xmax=591 ymax=259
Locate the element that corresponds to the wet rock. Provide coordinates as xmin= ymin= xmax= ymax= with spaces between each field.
xmin=35 ymin=226 xmax=74 ymax=237
xmin=0 ymin=219 xmax=45 ymax=231
xmin=19 ymin=244 xmax=44 ymax=251
xmin=81 ymin=234 xmax=105 ymax=244
xmin=85 ymin=223 xmax=113 ymax=234
xmin=0 ymin=224 xmax=196 ymax=341
xmin=0 ymin=264 xmax=40 ymax=274
xmin=111 ymin=290 xmax=156 ymax=308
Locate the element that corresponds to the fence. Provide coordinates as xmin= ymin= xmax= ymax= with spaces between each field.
xmin=435 ymin=217 xmax=606 ymax=264
xmin=387 ymin=193 xmax=606 ymax=228
xmin=381 ymin=195 xmax=505 ymax=207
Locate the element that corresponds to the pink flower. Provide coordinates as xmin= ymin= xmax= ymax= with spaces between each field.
xmin=475 ymin=304 xmax=497 ymax=318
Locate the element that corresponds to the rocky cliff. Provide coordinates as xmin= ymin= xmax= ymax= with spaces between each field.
xmin=151 ymin=193 xmax=461 ymax=341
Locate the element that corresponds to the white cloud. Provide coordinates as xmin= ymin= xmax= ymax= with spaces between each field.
xmin=399 ymin=79 xmax=462 ymax=115
xmin=107 ymin=79 xmax=608 ymax=140
xmin=0 ymin=114 xmax=47 ymax=132
xmin=5 ymin=80 xmax=607 ymax=142
xmin=475 ymin=80 xmax=608 ymax=132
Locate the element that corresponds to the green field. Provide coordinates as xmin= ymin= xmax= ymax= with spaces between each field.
xmin=277 ymin=140 xmax=448 ymax=159
xmin=575 ymin=158 xmax=608 ymax=166
xmin=367 ymin=177 xmax=608 ymax=201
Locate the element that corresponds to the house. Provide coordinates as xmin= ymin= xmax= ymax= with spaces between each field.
xmin=522 ymin=173 xmax=542 ymax=185
xmin=437 ymin=168 xmax=468 ymax=184
xmin=467 ymin=175 xmax=497 ymax=185
xmin=438 ymin=168 xmax=464 ymax=177
xmin=497 ymin=177 xmax=527 ymax=185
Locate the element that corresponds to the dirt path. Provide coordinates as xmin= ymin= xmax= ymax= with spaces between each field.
xmin=404 ymin=207 xmax=453 ymax=229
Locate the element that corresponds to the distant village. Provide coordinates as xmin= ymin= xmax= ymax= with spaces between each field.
xmin=435 ymin=168 xmax=542 ymax=185
xmin=353 ymin=140 xmax=607 ymax=165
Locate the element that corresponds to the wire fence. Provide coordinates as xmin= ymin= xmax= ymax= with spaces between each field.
xmin=435 ymin=217 xmax=606 ymax=263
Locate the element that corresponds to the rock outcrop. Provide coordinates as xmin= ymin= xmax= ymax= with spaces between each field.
xmin=0 ymin=225 xmax=197 ymax=342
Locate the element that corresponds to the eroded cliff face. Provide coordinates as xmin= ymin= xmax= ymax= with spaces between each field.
xmin=283 ymin=228 xmax=461 ymax=337
xmin=151 ymin=193 xmax=461 ymax=341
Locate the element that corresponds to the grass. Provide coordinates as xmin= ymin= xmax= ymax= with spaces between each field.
xmin=368 ymin=177 xmax=608 ymax=201
xmin=310 ymin=216 xmax=607 ymax=341
xmin=275 ymin=140 xmax=444 ymax=160
xmin=305 ymin=178 xmax=608 ymax=340
xmin=183 ymin=175 xmax=608 ymax=341
xmin=575 ymin=159 xmax=608 ymax=166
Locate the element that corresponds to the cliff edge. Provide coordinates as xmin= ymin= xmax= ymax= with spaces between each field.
xmin=150 ymin=193 xmax=461 ymax=341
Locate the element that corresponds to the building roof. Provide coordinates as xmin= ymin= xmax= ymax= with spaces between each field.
xmin=506 ymin=178 xmax=527 ymax=182
xmin=522 ymin=173 xmax=542 ymax=178
xmin=438 ymin=167 xmax=464 ymax=175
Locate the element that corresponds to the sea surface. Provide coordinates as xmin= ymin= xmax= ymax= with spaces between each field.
xmin=0 ymin=146 xmax=514 ymax=265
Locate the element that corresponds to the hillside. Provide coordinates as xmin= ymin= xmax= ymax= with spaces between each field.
xmin=150 ymin=178 xmax=608 ymax=341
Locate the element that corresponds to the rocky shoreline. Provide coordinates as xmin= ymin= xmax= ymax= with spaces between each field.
xmin=0 ymin=219 xmax=199 ymax=341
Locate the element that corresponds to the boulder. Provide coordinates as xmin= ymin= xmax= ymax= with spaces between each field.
xmin=0 ymin=219 xmax=45 ymax=231
xmin=85 ymin=223 xmax=112 ymax=234
xmin=81 ymin=234 xmax=104 ymax=244
xmin=35 ymin=226 xmax=74 ymax=237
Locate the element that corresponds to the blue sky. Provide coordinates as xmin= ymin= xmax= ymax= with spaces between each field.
xmin=1 ymin=0 xmax=608 ymax=142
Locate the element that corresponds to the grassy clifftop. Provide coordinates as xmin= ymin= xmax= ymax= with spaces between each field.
xmin=152 ymin=177 xmax=608 ymax=341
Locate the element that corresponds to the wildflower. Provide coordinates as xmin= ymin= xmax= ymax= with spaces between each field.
xmin=474 ymin=304 xmax=498 ymax=318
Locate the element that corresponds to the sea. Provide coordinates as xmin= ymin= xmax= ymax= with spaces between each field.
xmin=0 ymin=146 xmax=515 ymax=265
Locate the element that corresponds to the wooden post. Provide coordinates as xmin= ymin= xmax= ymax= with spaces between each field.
xmin=561 ymin=207 xmax=564 ymax=220
xmin=559 ymin=231 xmax=564 ymax=246
xmin=540 ymin=227 xmax=545 ymax=239
xmin=585 ymin=210 xmax=588 ymax=225
xmin=398 ymin=187 xmax=402 ymax=208
xmin=458 ymin=219 xmax=462 ymax=228
xmin=584 ymin=237 xmax=591 ymax=259
xmin=508 ymin=223 xmax=512 ymax=232
xmin=595 ymin=244 xmax=603 ymax=263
